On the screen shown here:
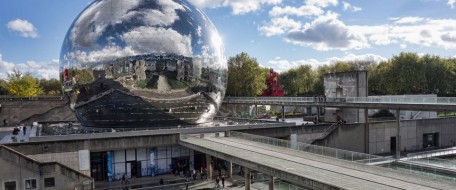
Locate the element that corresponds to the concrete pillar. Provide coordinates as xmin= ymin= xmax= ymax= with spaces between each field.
xmin=255 ymin=104 xmax=258 ymax=116
xmin=227 ymin=161 xmax=232 ymax=178
xmin=364 ymin=108 xmax=369 ymax=154
xmin=290 ymin=134 xmax=297 ymax=150
xmin=206 ymin=154 xmax=213 ymax=180
xmin=281 ymin=106 xmax=285 ymax=121
xmin=268 ymin=176 xmax=274 ymax=190
xmin=396 ymin=109 xmax=401 ymax=159
xmin=316 ymin=106 xmax=320 ymax=123
xmin=245 ymin=168 xmax=251 ymax=190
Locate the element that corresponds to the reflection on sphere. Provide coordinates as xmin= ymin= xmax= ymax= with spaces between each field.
xmin=59 ymin=0 xmax=227 ymax=128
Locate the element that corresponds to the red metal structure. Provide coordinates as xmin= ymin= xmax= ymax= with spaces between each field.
xmin=261 ymin=69 xmax=284 ymax=96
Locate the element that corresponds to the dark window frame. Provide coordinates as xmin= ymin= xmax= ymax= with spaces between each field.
xmin=25 ymin=179 xmax=37 ymax=189
xmin=44 ymin=177 xmax=55 ymax=187
xmin=4 ymin=181 xmax=16 ymax=190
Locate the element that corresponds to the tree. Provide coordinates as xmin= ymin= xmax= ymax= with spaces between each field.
xmin=4 ymin=70 xmax=43 ymax=96
xmin=0 ymin=79 xmax=8 ymax=95
xmin=280 ymin=65 xmax=316 ymax=96
xmin=226 ymin=52 xmax=267 ymax=96
xmin=39 ymin=78 xmax=62 ymax=95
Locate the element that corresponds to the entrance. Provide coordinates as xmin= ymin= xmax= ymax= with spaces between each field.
xmin=90 ymin=152 xmax=107 ymax=181
xmin=423 ymin=133 xmax=439 ymax=148
xmin=126 ymin=161 xmax=137 ymax=178
xmin=172 ymin=157 xmax=189 ymax=176
xmin=390 ymin=137 xmax=396 ymax=153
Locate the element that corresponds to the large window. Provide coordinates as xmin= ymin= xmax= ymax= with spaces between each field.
xmin=44 ymin=177 xmax=55 ymax=187
xmin=4 ymin=181 xmax=16 ymax=190
xmin=25 ymin=179 xmax=37 ymax=189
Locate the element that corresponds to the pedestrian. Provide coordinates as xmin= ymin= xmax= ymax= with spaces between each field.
xmin=215 ymin=176 xmax=220 ymax=188
xmin=192 ymin=169 xmax=196 ymax=180
xmin=121 ymin=173 xmax=126 ymax=184
xmin=185 ymin=177 xmax=190 ymax=190
xmin=3 ymin=119 xmax=7 ymax=127
xmin=159 ymin=178 xmax=164 ymax=185
xmin=221 ymin=175 xmax=225 ymax=187
xmin=23 ymin=126 xmax=27 ymax=135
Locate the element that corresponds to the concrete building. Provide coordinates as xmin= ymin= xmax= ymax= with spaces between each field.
xmin=324 ymin=71 xmax=368 ymax=123
xmin=0 ymin=145 xmax=93 ymax=190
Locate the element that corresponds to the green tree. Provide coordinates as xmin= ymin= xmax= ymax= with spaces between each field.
xmin=0 ymin=79 xmax=8 ymax=95
xmin=280 ymin=65 xmax=316 ymax=96
xmin=4 ymin=70 xmax=43 ymax=96
xmin=39 ymin=78 xmax=62 ymax=95
xmin=226 ymin=52 xmax=267 ymax=96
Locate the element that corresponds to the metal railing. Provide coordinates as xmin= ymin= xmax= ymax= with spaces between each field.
xmin=227 ymin=131 xmax=392 ymax=164
xmin=223 ymin=96 xmax=456 ymax=105
xmin=0 ymin=95 xmax=64 ymax=101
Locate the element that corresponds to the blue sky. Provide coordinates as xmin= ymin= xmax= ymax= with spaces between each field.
xmin=1 ymin=0 xmax=456 ymax=79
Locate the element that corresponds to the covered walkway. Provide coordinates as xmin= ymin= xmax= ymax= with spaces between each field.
xmin=179 ymin=132 xmax=456 ymax=190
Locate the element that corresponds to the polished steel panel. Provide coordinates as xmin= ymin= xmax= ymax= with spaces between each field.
xmin=60 ymin=0 xmax=227 ymax=127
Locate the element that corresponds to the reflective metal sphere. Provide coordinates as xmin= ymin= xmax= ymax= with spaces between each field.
xmin=60 ymin=0 xmax=227 ymax=128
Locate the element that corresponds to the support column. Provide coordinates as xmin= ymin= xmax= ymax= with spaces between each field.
xmin=255 ymin=104 xmax=258 ymax=116
xmin=281 ymin=106 xmax=285 ymax=121
xmin=227 ymin=161 xmax=232 ymax=178
xmin=206 ymin=154 xmax=213 ymax=180
xmin=396 ymin=109 xmax=401 ymax=159
xmin=268 ymin=176 xmax=274 ymax=190
xmin=245 ymin=168 xmax=251 ymax=190
xmin=364 ymin=108 xmax=369 ymax=154
xmin=316 ymin=106 xmax=320 ymax=123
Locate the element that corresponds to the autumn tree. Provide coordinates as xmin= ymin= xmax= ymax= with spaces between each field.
xmin=4 ymin=70 xmax=43 ymax=96
xmin=226 ymin=52 xmax=267 ymax=96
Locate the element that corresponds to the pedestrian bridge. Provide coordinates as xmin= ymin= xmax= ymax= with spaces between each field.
xmin=179 ymin=132 xmax=456 ymax=190
xmin=223 ymin=96 xmax=456 ymax=111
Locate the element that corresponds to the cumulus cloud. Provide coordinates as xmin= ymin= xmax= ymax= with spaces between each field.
xmin=0 ymin=54 xmax=59 ymax=80
xmin=306 ymin=0 xmax=338 ymax=8
xmin=189 ymin=0 xmax=281 ymax=14
xmin=70 ymin=0 xmax=185 ymax=49
xmin=268 ymin=53 xmax=386 ymax=72
xmin=351 ymin=17 xmax=456 ymax=49
xmin=448 ymin=0 xmax=455 ymax=9
xmin=342 ymin=1 xmax=362 ymax=12
xmin=6 ymin=19 xmax=39 ymax=38
xmin=285 ymin=12 xmax=368 ymax=50
xmin=269 ymin=5 xmax=324 ymax=17
xmin=258 ymin=16 xmax=302 ymax=36
xmin=390 ymin=17 xmax=425 ymax=24
xmin=122 ymin=26 xmax=193 ymax=56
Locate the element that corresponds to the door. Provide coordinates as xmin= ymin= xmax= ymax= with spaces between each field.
xmin=390 ymin=137 xmax=396 ymax=153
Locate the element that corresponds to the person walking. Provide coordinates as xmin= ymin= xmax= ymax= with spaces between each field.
xmin=215 ymin=176 xmax=220 ymax=188
xmin=23 ymin=126 xmax=27 ymax=135
xmin=221 ymin=175 xmax=225 ymax=188
xmin=159 ymin=178 xmax=164 ymax=185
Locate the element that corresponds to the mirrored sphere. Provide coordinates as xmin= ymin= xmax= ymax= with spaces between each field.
xmin=60 ymin=0 xmax=227 ymax=128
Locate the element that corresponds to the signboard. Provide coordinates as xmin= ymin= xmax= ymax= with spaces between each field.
xmin=78 ymin=150 xmax=90 ymax=171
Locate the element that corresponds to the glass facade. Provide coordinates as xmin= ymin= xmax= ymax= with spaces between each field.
xmin=59 ymin=0 xmax=227 ymax=128
xmin=98 ymin=145 xmax=200 ymax=181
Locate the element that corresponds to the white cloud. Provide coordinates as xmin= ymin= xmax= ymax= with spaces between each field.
xmin=0 ymin=53 xmax=59 ymax=80
xmin=268 ymin=53 xmax=386 ymax=72
xmin=390 ymin=17 xmax=425 ymax=24
xmin=284 ymin=12 xmax=369 ymax=50
xmin=306 ymin=0 xmax=338 ymax=8
xmin=342 ymin=1 xmax=362 ymax=12
xmin=351 ymin=17 xmax=456 ymax=49
xmin=448 ymin=0 xmax=455 ymax=9
xmin=269 ymin=5 xmax=324 ymax=17
xmin=6 ymin=19 xmax=39 ymax=38
xmin=259 ymin=16 xmax=302 ymax=36
xmin=189 ymin=0 xmax=281 ymax=15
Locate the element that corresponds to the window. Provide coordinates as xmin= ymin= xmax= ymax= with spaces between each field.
xmin=4 ymin=181 xmax=16 ymax=190
xmin=44 ymin=177 xmax=55 ymax=187
xmin=25 ymin=179 xmax=37 ymax=189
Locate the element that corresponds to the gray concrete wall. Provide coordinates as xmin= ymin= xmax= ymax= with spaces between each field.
xmin=28 ymin=151 xmax=90 ymax=176
xmin=8 ymin=134 xmax=179 ymax=155
xmin=369 ymin=117 xmax=456 ymax=154
xmin=314 ymin=123 xmax=366 ymax=153
xmin=324 ymin=71 xmax=367 ymax=123
xmin=0 ymin=98 xmax=72 ymax=126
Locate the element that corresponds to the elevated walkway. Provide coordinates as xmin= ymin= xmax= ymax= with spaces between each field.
xmin=223 ymin=96 xmax=456 ymax=111
xmin=179 ymin=132 xmax=456 ymax=190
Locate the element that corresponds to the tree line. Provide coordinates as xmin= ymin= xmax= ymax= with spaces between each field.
xmin=0 ymin=70 xmax=62 ymax=96
xmin=227 ymin=52 xmax=456 ymax=97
